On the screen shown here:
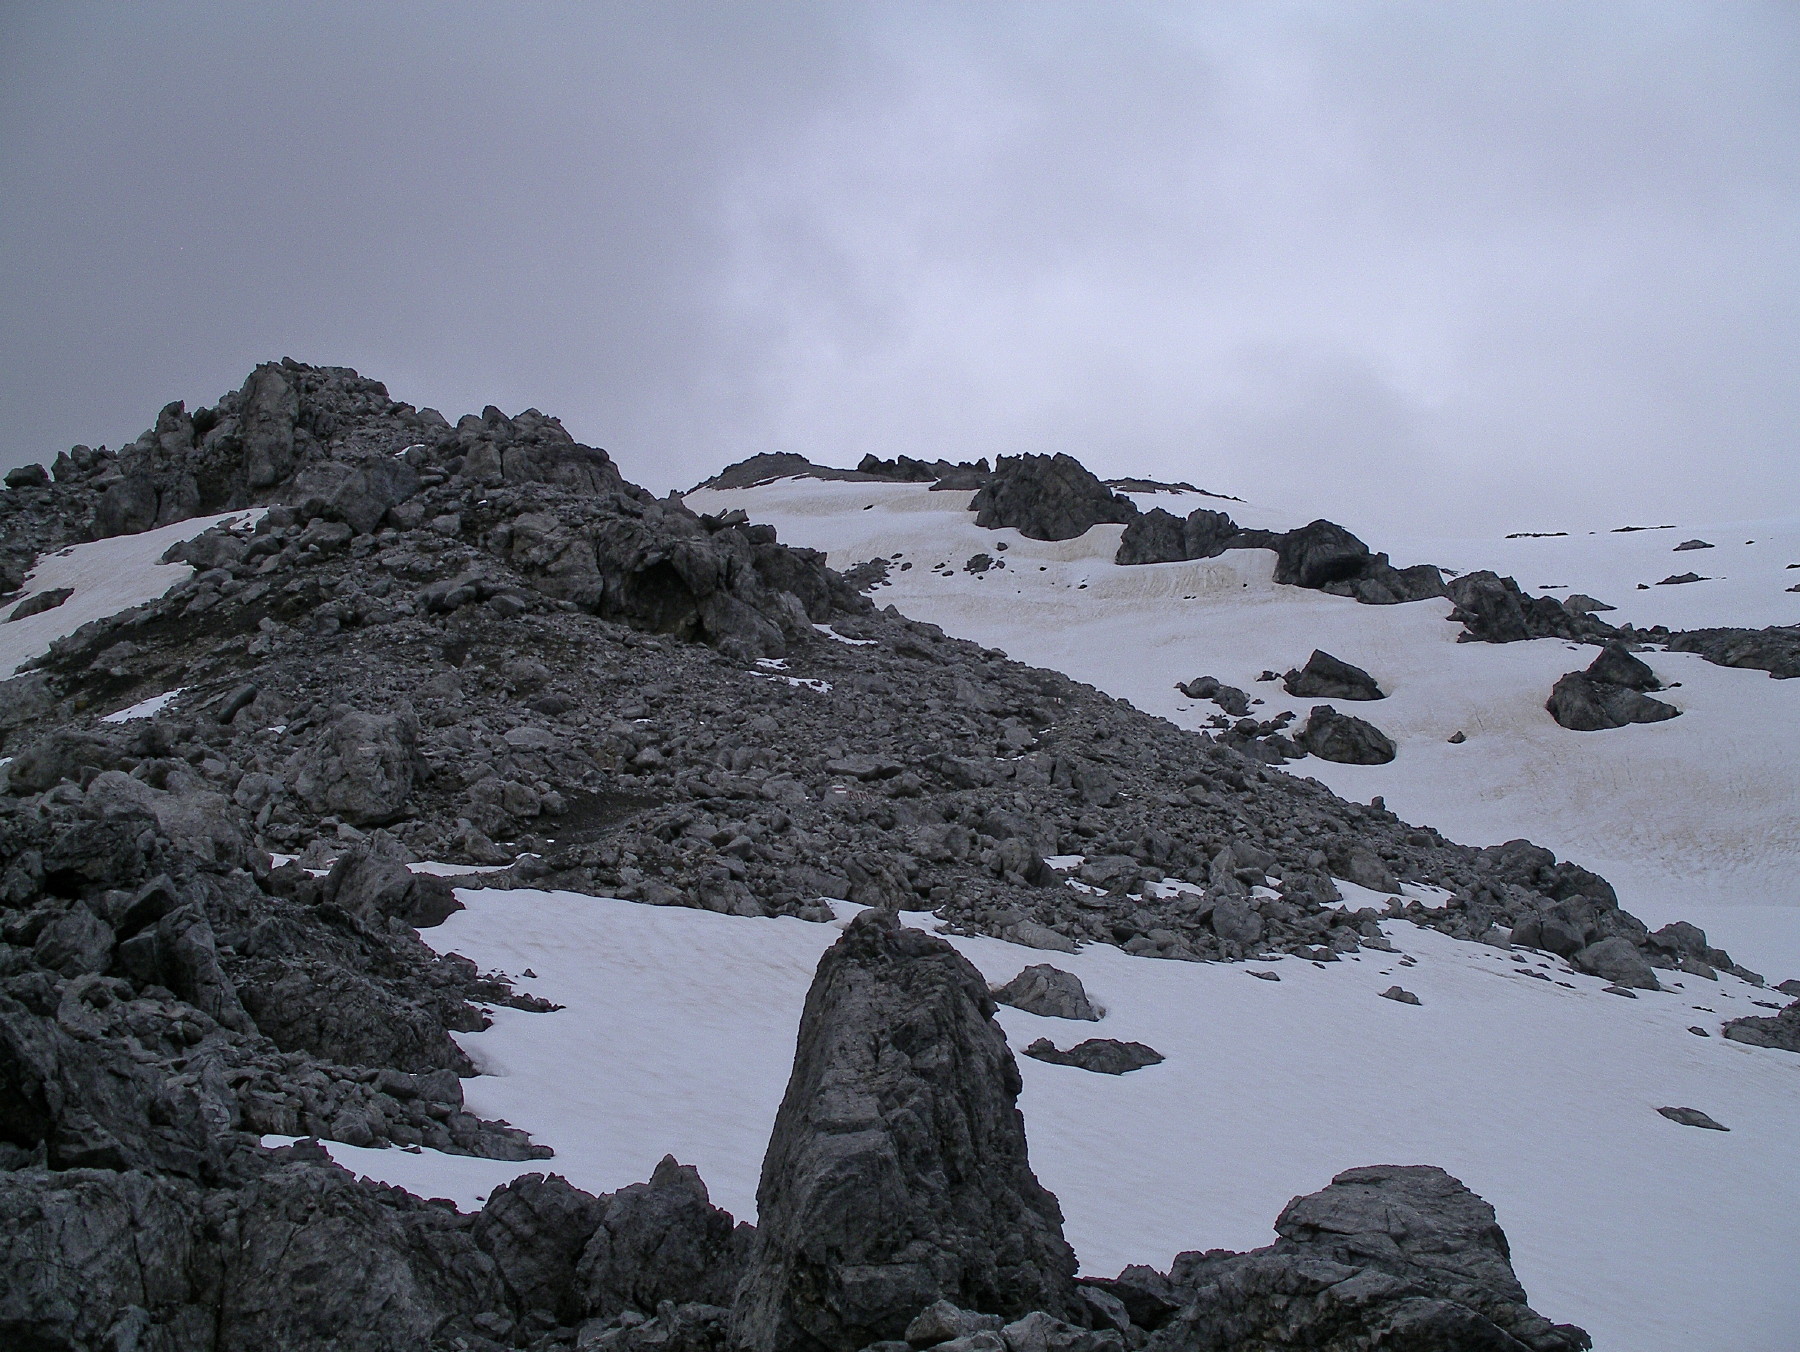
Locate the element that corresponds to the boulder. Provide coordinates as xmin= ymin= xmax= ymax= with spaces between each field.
xmin=1447 ymin=571 xmax=1613 ymax=644
xmin=991 ymin=965 xmax=1102 ymax=1021
xmin=1021 ymin=1039 xmax=1164 ymax=1075
xmin=1173 ymin=676 xmax=1249 ymax=717
xmin=1571 ymin=936 xmax=1660 ymax=991
xmin=6 ymin=587 xmax=73 ymax=622
xmin=1141 ymin=1164 xmax=1589 ymax=1352
xmin=1113 ymin=510 xmax=1187 ymax=566
xmin=1721 ymin=999 xmax=1800 ymax=1053
xmin=1545 ymin=673 xmax=1680 ymax=731
xmin=1281 ymin=650 xmax=1383 ymax=701
xmin=1298 ymin=706 xmax=1396 ymax=765
xmin=970 ymin=454 xmax=1138 ymax=542
xmin=1583 ymin=641 xmax=1661 ymax=690
xmin=289 ymin=704 xmax=425 ymax=825
xmin=578 ymin=1155 xmax=751 ymax=1317
xmin=732 ymin=909 xmax=1078 ymax=1352
xmin=1270 ymin=520 xmax=1374 ymax=589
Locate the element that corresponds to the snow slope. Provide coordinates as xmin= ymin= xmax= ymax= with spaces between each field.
xmin=307 ymin=886 xmax=1800 ymax=1352
xmin=0 ymin=511 xmax=259 ymax=679
xmin=685 ymin=479 xmax=1800 ymax=981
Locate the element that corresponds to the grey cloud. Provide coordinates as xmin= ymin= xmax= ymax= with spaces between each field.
xmin=2 ymin=1 xmax=1795 ymax=534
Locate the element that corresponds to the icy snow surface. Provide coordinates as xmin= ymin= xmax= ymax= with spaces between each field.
xmin=309 ymin=888 xmax=1800 ymax=1352
xmin=685 ymin=480 xmax=1800 ymax=982
xmin=0 ymin=511 xmax=259 ymax=679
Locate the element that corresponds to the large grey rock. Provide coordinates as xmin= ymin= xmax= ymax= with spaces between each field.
xmin=991 ymin=965 xmax=1102 ymax=1021
xmin=1299 ymin=706 xmax=1396 ymax=765
xmin=289 ymin=704 xmax=425 ymax=825
xmin=1545 ymin=672 xmax=1680 ymax=731
xmin=474 ymin=1171 xmax=609 ymax=1324
xmin=1583 ymin=641 xmax=1661 ymax=691
xmin=323 ymin=845 xmax=464 ymax=928
xmin=1271 ymin=520 xmax=1374 ymax=589
xmin=1143 ymin=1164 xmax=1589 ymax=1352
xmin=1113 ymin=509 xmax=1188 ymax=566
xmin=1282 ymin=650 xmax=1384 ymax=702
xmin=1571 ymin=936 xmax=1660 ymax=991
xmin=1447 ymin=571 xmax=1613 ymax=644
xmin=971 ymin=454 xmax=1138 ymax=542
xmin=732 ymin=909 xmax=1078 ymax=1352
xmin=1022 ymin=1038 xmax=1164 ymax=1076
xmin=1722 ymin=998 xmax=1800 ymax=1053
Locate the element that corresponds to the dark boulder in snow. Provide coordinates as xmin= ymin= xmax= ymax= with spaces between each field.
xmin=1174 ymin=675 xmax=1250 ymax=717
xmin=1582 ymin=640 xmax=1661 ymax=690
xmin=1657 ymin=1106 xmax=1728 ymax=1130
xmin=1446 ymin=570 xmax=1614 ymax=644
xmin=1571 ymin=936 xmax=1660 ymax=991
xmin=1022 ymin=1038 xmax=1164 ymax=1075
xmin=1672 ymin=539 xmax=1713 ymax=551
xmin=1114 ymin=508 xmax=1188 ymax=565
xmin=1299 ymin=706 xmax=1396 ymax=765
xmin=1545 ymin=673 xmax=1679 ymax=732
xmin=1282 ymin=650 xmax=1384 ymax=702
xmin=7 ymin=587 xmax=73 ymax=622
xmin=971 ymin=454 xmax=1137 ymax=542
xmin=1139 ymin=1164 xmax=1590 ymax=1352
xmin=1271 ymin=520 xmax=1376 ymax=590
xmin=733 ymin=908 xmax=1078 ymax=1352
xmin=992 ymin=965 xmax=1103 ymax=1021
xmin=1722 ymin=998 xmax=1800 ymax=1053
xmin=1662 ymin=624 xmax=1800 ymax=680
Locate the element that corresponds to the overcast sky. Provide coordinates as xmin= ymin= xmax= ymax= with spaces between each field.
xmin=3 ymin=1 xmax=1796 ymax=535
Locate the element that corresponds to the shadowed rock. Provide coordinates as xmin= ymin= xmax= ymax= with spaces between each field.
xmin=1299 ymin=706 xmax=1396 ymax=765
xmin=1022 ymin=1038 xmax=1163 ymax=1075
xmin=971 ymin=455 xmax=1138 ymax=542
xmin=1545 ymin=671 xmax=1679 ymax=731
xmin=732 ymin=908 xmax=1078 ymax=1352
xmin=1722 ymin=998 xmax=1800 ymax=1053
xmin=1141 ymin=1164 xmax=1590 ymax=1352
xmin=1582 ymin=641 xmax=1661 ymax=690
xmin=1282 ymin=650 xmax=1384 ymax=702
xmin=992 ymin=965 xmax=1102 ymax=1021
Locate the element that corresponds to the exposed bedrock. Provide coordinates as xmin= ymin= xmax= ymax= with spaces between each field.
xmin=732 ymin=908 xmax=1079 ymax=1352
xmin=970 ymin=454 xmax=1139 ymax=542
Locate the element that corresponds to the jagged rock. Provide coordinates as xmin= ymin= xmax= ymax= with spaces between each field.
xmin=991 ymin=965 xmax=1103 ymax=1021
xmin=1142 ymin=1164 xmax=1589 ymax=1352
xmin=289 ymin=704 xmax=425 ymax=825
xmin=1113 ymin=509 xmax=1188 ymax=565
xmin=1282 ymin=650 xmax=1383 ymax=702
xmin=1571 ymin=936 xmax=1659 ymax=991
xmin=473 ymin=1171 xmax=609 ymax=1324
xmin=970 ymin=455 xmax=1137 ymax=542
xmin=578 ymin=1155 xmax=751 ymax=1317
xmin=1022 ymin=1038 xmax=1164 ymax=1075
xmin=1208 ymin=897 xmax=1263 ymax=948
xmin=1545 ymin=673 xmax=1680 ymax=731
xmin=1299 ymin=706 xmax=1396 ymax=765
xmin=1582 ymin=641 xmax=1661 ymax=690
xmin=733 ymin=909 xmax=1078 ymax=1352
xmin=5 ymin=462 xmax=50 ymax=489
xmin=322 ymin=845 xmax=463 ymax=928
xmin=1663 ymin=625 xmax=1800 ymax=680
xmin=1658 ymin=572 xmax=1706 ymax=586
xmin=1271 ymin=520 xmax=1375 ymax=589
xmin=1000 ymin=1310 xmax=1123 ymax=1352
xmin=1447 ymin=570 xmax=1613 ymax=644
xmin=1722 ymin=999 xmax=1800 ymax=1052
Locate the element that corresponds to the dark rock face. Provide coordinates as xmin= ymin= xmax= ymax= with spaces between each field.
xmin=1545 ymin=673 xmax=1680 ymax=732
xmin=578 ymin=1154 xmax=751 ymax=1317
xmin=1142 ymin=1165 xmax=1590 ymax=1352
xmin=1571 ymin=936 xmax=1660 ymax=990
xmin=1271 ymin=520 xmax=1374 ymax=590
xmin=1447 ymin=572 xmax=1614 ymax=645
xmin=1582 ymin=641 xmax=1660 ymax=690
xmin=970 ymin=455 xmax=1138 ymax=542
xmin=1282 ymin=651 xmax=1383 ymax=702
xmin=1722 ymin=998 xmax=1800 ymax=1052
xmin=733 ymin=909 xmax=1078 ymax=1352
xmin=1662 ymin=625 xmax=1800 ymax=680
xmin=1114 ymin=509 xmax=1187 ymax=566
xmin=1299 ymin=706 xmax=1396 ymax=765
xmin=992 ymin=965 xmax=1103 ymax=1021
xmin=1022 ymin=1038 xmax=1163 ymax=1075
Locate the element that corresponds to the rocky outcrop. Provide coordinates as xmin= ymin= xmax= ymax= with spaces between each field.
xmin=971 ymin=455 xmax=1138 ymax=542
xmin=1447 ymin=571 xmax=1616 ymax=645
xmin=733 ymin=909 xmax=1078 ymax=1352
xmin=1722 ymin=998 xmax=1800 ymax=1052
xmin=1137 ymin=1165 xmax=1590 ymax=1352
xmin=1282 ymin=651 xmax=1383 ymax=702
xmin=1545 ymin=662 xmax=1680 ymax=732
xmin=288 ymin=704 xmax=426 ymax=825
xmin=1661 ymin=624 xmax=1800 ymax=680
xmin=1299 ymin=706 xmax=1396 ymax=765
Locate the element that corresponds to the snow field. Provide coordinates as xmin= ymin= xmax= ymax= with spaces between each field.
xmin=310 ymin=886 xmax=1798 ymax=1352
xmin=0 ymin=510 xmax=260 ymax=680
xmin=683 ymin=479 xmax=1800 ymax=980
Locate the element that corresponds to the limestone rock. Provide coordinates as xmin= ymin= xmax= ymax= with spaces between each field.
xmin=732 ymin=909 xmax=1078 ymax=1352
xmin=991 ymin=965 xmax=1102 ymax=1021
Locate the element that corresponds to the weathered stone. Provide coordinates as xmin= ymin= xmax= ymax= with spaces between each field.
xmin=733 ymin=909 xmax=1078 ymax=1352
xmin=1282 ymin=650 xmax=1383 ymax=702
xmin=991 ymin=965 xmax=1102 ymax=1021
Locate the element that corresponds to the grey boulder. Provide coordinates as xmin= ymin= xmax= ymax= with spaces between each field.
xmin=1571 ymin=936 xmax=1660 ymax=991
xmin=1299 ymin=706 xmax=1396 ymax=765
xmin=991 ymin=965 xmax=1103 ymax=1021
xmin=1022 ymin=1038 xmax=1164 ymax=1075
xmin=1282 ymin=650 xmax=1384 ymax=701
